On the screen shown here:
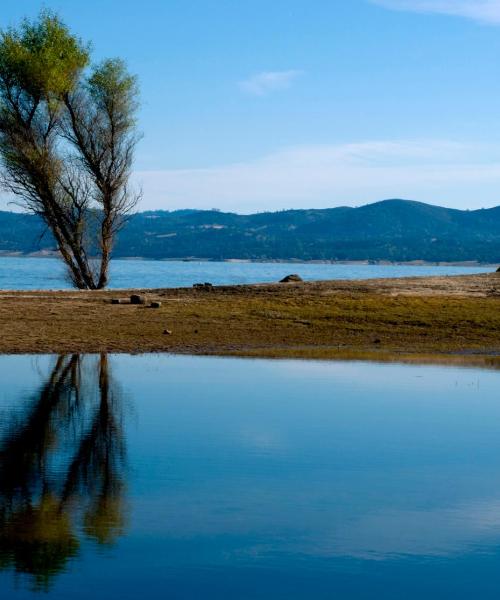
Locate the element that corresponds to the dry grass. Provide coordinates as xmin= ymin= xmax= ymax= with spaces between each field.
xmin=0 ymin=273 xmax=499 ymax=364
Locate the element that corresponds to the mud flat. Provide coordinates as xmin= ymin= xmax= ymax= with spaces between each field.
xmin=0 ymin=273 xmax=499 ymax=365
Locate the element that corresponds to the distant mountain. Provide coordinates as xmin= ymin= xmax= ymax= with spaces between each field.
xmin=1 ymin=199 xmax=500 ymax=263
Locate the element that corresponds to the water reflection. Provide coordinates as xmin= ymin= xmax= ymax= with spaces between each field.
xmin=0 ymin=354 xmax=127 ymax=591
xmin=2 ymin=354 xmax=500 ymax=599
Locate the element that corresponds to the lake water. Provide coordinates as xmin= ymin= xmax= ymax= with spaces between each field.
xmin=0 ymin=256 xmax=494 ymax=289
xmin=1 ymin=354 xmax=500 ymax=598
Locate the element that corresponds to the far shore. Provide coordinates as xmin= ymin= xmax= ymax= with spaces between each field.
xmin=0 ymin=251 xmax=497 ymax=268
xmin=1 ymin=273 xmax=499 ymax=366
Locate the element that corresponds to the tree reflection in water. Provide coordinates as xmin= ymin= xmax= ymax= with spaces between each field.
xmin=0 ymin=354 xmax=127 ymax=590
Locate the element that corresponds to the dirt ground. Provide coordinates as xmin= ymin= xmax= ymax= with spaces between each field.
xmin=1 ymin=273 xmax=499 ymax=364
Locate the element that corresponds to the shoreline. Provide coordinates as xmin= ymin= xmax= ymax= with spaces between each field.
xmin=1 ymin=273 xmax=499 ymax=364
xmin=0 ymin=252 xmax=497 ymax=268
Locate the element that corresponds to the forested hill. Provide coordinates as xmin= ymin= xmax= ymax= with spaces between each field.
xmin=1 ymin=199 xmax=500 ymax=263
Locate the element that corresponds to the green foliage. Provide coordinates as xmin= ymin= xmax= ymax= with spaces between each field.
xmin=89 ymin=58 xmax=138 ymax=120
xmin=0 ymin=10 xmax=89 ymax=99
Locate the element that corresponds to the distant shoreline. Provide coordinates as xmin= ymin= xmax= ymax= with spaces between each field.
xmin=0 ymin=252 xmax=497 ymax=269
xmin=1 ymin=273 xmax=499 ymax=365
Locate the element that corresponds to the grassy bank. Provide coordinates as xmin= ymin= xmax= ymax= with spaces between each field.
xmin=0 ymin=273 xmax=499 ymax=364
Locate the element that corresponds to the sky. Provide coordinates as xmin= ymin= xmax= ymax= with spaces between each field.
xmin=2 ymin=0 xmax=500 ymax=213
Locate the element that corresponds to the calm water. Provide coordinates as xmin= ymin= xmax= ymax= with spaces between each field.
xmin=1 ymin=354 xmax=500 ymax=598
xmin=0 ymin=256 xmax=494 ymax=289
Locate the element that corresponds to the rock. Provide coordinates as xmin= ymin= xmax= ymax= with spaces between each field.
xmin=111 ymin=298 xmax=128 ymax=305
xmin=373 ymin=338 xmax=381 ymax=345
xmin=130 ymin=294 xmax=147 ymax=305
xmin=163 ymin=329 xmax=172 ymax=335
xmin=497 ymin=266 xmax=500 ymax=273
xmin=280 ymin=274 xmax=303 ymax=283
xmin=150 ymin=301 xmax=162 ymax=309
xmin=193 ymin=282 xmax=213 ymax=290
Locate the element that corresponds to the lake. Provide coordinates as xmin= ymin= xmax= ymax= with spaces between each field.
xmin=1 ymin=354 xmax=500 ymax=598
xmin=0 ymin=256 xmax=494 ymax=289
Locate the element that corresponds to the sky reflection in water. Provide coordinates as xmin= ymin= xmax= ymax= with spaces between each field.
xmin=1 ymin=354 xmax=500 ymax=599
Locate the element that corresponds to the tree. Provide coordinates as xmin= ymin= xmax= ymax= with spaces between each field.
xmin=0 ymin=12 xmax=140 ymax=289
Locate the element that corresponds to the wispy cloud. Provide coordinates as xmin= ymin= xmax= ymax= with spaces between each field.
xmin=239 ymin=70 xmax=302 ymax=96
xmin=132 ymin=140 xmax=500 ymax=213
xmin=370 ymin=0 xmax=500 ymax=24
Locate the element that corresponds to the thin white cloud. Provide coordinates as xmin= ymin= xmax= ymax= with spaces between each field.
xmin=371 ymin=0 xmax=500 ymax=24
xmin=239 ymin=70 xmax=302 ymax=96
xmin=133 ymin=140 xmax=500 ymax=213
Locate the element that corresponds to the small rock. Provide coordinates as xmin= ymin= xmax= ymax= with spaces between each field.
xmin=193 ymin=282 xmax=213 ymax=290
xmin=163 ymin=329 xmax=172 ymax=335
xmin=280 ymin=274 xmax=303 ymax=283
xmin=150 ymin=301 xmax=162 ymax=309
xmin=111 ymin=298 xmax=129 ymax=305
xmin=130 ymin=294 xmax=147 ymax=305
xmin=497 ymin=266 xmax=500 ymax=273
xmin=373 ymin=338 xmax=381 ymax=345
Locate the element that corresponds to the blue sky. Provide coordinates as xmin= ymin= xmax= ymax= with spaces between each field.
xmin=2 ymin=0 xmax=500 ymax=212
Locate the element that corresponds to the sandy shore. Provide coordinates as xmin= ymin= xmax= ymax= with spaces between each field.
xmin=0 ymin=273 xmax=499 ymax=364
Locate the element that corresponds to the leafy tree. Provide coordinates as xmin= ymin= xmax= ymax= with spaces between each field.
xmin=0 ymin=12 xmax=140 ymax=289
